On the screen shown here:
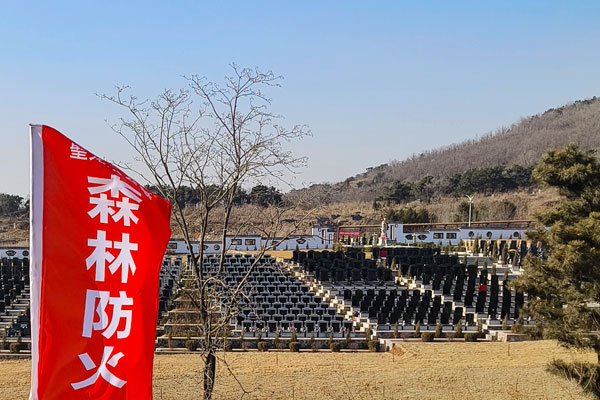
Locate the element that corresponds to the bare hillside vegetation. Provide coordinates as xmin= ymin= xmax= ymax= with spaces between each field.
xmin=292 ymin=97 xmax=600 ymax=203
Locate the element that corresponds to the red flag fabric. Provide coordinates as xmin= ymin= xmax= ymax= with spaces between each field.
xmin=29 ymin=125 xmax=172 ymax=399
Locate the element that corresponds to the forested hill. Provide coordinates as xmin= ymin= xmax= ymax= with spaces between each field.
xmin=292 ymin=96 xmax=600 ymax=204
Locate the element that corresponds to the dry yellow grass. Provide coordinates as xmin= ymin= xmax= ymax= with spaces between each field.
xmin=1 ymin=340 xmax=596 ymax=399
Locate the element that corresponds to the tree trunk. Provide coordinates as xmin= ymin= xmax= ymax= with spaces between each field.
xmin=203 ymin=350 xmax=216 ymax=400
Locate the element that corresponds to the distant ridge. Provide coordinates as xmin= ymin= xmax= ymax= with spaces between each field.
xmin=293 ymin=96 xmax=600 ymax=203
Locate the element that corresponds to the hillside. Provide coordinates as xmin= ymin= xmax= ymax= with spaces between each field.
xmin=292 ymin=97 xmax=600 ymax=203
xmin=2 ymin=97 xmax=598 ymax=244
xmin=0 ymin=216 xmax=28 ymax=246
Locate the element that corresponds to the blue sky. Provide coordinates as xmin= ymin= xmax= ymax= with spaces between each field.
xmin=1 ymin=1 xmax=599 ymax=196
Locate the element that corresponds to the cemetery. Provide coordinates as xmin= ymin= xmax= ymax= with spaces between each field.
xmin=152 ymin=230 xmax=538 ymax=352
xmin=0 ymin=224 xmax=598 ymax=399
xmin=0 ymin=231 xmax=540 ymax=354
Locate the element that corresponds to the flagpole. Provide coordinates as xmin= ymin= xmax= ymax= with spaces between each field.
xmin=28 ymin=124 xmax=44 ymax=400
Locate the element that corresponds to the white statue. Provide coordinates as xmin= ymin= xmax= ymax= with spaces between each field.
xmin=379 ymin=218 xmax=388 ymax=246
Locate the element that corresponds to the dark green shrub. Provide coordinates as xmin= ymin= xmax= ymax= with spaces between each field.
xmin=185 ymin=339 xmax=197 ymax=351
xmin=311 ymin=341 xmax=321 ymax=352
xmin=365 ymin=327 xmax=372 ymax=347
xmin=435 ymin=323 xmax=442 ymax=338
xmin=548 ymin=360 xmax=600 ymax=398
xmin=345 ymin=329 xmax=351 ymax=348
xmin=274 ymin=332 xmax=280 ymax=349
xmin=9 ymin=342 xmax=20 ymax=354
xmin=368 ymin=340 xmax=379 ymax=352
xmin=330 ymin=343 xmax=341 ymax=352
xmin=454 ymin=321 xmax=463 ymax=338
xmin=464 ymin=333 xmax=478 ymax=342
xmin=511 ymin=323 xmax=523 ymax=333
xmin=414 ymin=322 xmax=421 ymax=338
xmin=257 ymin=341 xmax=269 ymax=352
xmin=421 ymin=332 xmax=435 ymax=342
xmin=289 ymin=342 xmax=300 ymax=352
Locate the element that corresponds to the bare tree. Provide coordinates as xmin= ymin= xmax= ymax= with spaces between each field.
xmin=100 ymin=64 xmax=310 ymax=399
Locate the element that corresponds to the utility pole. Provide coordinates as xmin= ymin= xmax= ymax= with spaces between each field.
xmin=466 ymin=195 xmax=474 ymax=227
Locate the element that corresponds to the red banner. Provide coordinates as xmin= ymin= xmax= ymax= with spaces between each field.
xmin=29 ymin=125 xmax=171 ymax=399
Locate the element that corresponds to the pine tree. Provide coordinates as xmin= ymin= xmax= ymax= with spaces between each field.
xmin=500 ymin=244 xmax=508 ymax=265
xmin=515 ymin=145 xmax=600 ymax=367
xmin=274 ymin=331 xmax=280 ymax=349
xmin=435 ymin=322 xmax=443 ymax=338
xmin=454 ymin=320 xmax=463 ymax=338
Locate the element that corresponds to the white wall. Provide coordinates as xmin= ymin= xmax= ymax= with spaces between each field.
xmin=0 ymin=247 xmax=29 ymax=259
xmin=387 ymin=224 xmax=528 ymax=246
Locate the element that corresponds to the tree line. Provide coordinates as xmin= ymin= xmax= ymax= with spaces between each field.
xmin=0 ymin=193 xmax=28 ymax=217
xmin=376 ymin=164 xmax=535 ymax=205
xmin=145 ymin=184 xmax=284 ymax=209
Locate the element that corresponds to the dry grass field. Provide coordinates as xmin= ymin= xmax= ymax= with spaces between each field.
xmin=0 ymin=340 xmax=596 ymax=400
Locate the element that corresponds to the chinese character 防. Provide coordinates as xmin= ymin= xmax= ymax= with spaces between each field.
xmin=82 ymin=290 xmax=133 ymax=339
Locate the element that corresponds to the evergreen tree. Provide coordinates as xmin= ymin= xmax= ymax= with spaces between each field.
xmin=500 ymin=245 xmax=508 ymax=264
xmin=249 ymin=185 xmax=283 ymax=207
xmin=454 ymin=320 xmax=463 ymax=338
xmin=515 ymin=145 xmax=600 ymax=366
xmin=435 ymin=322 xmax=443 ymax=338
